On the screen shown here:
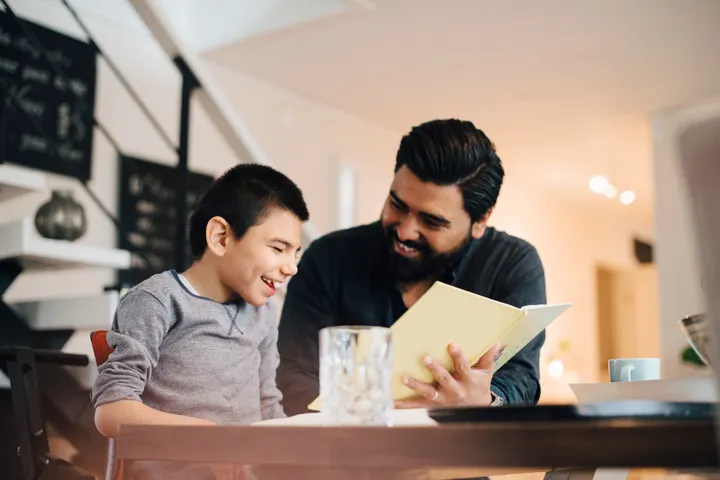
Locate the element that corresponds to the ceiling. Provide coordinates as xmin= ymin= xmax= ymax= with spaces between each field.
xmin=199 ymin=0 xmax=720 ymax=220
xmin=18 ymin=0 xmax=720 ymax=221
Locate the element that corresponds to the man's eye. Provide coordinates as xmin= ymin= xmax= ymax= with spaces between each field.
xmin=423 ymin=219 xmax=443 ymax=229
xmin=271 ymin=246 xmax=283 ymax=253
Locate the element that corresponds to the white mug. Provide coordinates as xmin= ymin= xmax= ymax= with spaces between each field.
xmin=608 ymin=358 xmax=661 ymax=382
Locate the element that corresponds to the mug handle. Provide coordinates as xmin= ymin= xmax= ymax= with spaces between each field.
xmin=620 ymin=365 xmax=634 ymax=382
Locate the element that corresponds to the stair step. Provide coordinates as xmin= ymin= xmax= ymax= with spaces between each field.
xmin=0 ymin=164 xmax=46 ymax=203
xmin=0 ymin=218 xmax=131 ymax=270
xmin=10 ymin=291 xmax=119 ymax=331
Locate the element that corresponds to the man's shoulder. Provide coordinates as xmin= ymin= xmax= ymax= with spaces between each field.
xmin=479 ymin=227 xmax=543 ymax=268
xmin=484 ymin=227 xmax=539 ymax=254
xmin=305 ymin=222 xmax=383 ymax=256
xmin=315 ymin=222 xmax=383 ymax=244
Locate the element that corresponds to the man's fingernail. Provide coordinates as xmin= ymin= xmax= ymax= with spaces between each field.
xmin=423 ymin=356 xmax=433 ymax=365
xmin=450 ymin=344 xmax=460 ymax=354
xmin=402 ymin=376 xmax=409 ymax=384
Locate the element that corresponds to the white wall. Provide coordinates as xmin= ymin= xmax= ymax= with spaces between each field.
xmin=204 ymin=61 xmax=399 ymax=235
xmin=651 ymin=95 xmax=720 ymax=379
xmin=492 ymin=179 xmax=653 ymax=389
xmin=1 ymin=4 xmax=654 ymax=393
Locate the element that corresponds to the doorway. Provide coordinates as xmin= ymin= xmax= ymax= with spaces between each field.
xmin=596 ymin=264 xmax=660 ymax=381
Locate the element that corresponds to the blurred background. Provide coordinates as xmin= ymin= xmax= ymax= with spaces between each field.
xmin=0 ymin=0 xmax=719 ymax=477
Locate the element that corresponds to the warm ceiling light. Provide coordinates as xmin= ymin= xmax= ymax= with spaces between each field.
xmin=604 ymin=185 xmax=617 ymax=199
xmin=619 ymin=190 xmax=636 ymax=205
xmin=589 ymin=175 xmax=608 ymax=194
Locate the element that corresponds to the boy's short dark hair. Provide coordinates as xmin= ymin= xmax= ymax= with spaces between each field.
xmin=189 ymin=164 xmax=309 ymax=259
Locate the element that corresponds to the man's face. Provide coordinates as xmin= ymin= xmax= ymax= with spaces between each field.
xmin=380 ymin=166 xmax=489 ymax=283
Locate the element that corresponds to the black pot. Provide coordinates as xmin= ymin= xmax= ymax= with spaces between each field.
xmin=34 ymin=189 xmax=87 ymax=241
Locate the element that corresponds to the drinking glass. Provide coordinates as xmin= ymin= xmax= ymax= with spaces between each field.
xmin=319 ymin=326 xmax=393 ymax=426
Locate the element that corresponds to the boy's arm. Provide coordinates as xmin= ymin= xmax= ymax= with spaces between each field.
xmin=258 ymin=314 xmax=286 ymax=420
xmin=94 ymin=400 xmax=214 ymax=438
xmin=91 ymin=289 xmax=214 ymax=438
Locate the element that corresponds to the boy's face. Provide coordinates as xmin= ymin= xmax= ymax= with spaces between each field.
xmin=220 ymin=208 xmax=303 ymax=306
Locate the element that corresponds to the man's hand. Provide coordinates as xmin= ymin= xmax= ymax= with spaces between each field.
xmin=395 ymin=343 xmax=502 ymax=409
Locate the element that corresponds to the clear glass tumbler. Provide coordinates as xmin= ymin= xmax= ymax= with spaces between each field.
xmin=319 ymin=326 xmax=393 ymax=426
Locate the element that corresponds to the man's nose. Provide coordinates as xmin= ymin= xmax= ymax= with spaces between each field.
xmin=395 ymin=217 xmax=421 ymax=242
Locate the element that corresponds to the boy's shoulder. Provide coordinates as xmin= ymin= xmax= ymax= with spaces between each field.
xmin=119 ymin=270 xmax=180 ymax=307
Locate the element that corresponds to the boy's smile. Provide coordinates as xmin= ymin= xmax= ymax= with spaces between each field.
xmin=261 ymin=276 xmax=283 ymax=296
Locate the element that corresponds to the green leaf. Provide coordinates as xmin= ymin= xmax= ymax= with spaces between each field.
xmin=681 ymin=345 xmax=707 ymax=367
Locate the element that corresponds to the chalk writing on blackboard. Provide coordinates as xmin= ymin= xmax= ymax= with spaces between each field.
xmin=118 ymin=155 xmax=215 ymax=286
xmin=0 ymin=11 xmax=96 ymax=181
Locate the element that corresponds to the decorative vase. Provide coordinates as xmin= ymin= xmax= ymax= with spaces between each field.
xmin=34 ymin=189 xmax=87 ymax=241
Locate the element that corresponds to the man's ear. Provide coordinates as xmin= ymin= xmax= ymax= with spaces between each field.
xmin=205 ymin=216 xmax=232 ymax=257
xmin=471 ymin=208 xmax=493 ymax=239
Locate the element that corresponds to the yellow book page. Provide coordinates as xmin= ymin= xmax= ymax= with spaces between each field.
xmin=308 ymin=282 xmax=525 ymax=411
xmin=477 ymin=303 xmax=573 ymax=371
xmin=389 ymin=282 xmax=525 ymax=400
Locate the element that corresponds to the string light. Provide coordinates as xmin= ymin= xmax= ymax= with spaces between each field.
xmin=589 ymin=176 xmax=635 ymax=205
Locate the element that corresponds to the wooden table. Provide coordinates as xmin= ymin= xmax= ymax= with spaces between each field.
xmin=116 ymin=418 xmax=718 ymax=479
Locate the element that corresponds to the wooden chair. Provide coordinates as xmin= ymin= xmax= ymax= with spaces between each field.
xmin=90 ymin=330 xmax=114 ymax=368
xmin=89 ymin=330 xmax=123 ymax=480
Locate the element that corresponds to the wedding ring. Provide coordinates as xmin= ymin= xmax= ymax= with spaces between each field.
xmin=431 ymin=389 xmax=439 ymax=401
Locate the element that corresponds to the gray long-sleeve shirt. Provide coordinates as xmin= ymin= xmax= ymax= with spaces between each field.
xmin=92 ymin=269 xmax=285 ymax=479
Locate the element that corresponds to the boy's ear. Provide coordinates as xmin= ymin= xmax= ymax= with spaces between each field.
xmin=206 ymin=216 xmax=232 ymax=257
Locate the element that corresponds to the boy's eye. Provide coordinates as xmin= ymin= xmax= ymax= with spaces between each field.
xmin=271 ymin=246 xmax=283 ymax=253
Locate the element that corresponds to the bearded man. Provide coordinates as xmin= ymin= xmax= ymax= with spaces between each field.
xmin=276 ymin=118 xmax=547 ymax=416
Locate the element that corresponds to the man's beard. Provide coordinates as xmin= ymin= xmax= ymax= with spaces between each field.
xmin=384 ymin=228 xmax=472 ymax=284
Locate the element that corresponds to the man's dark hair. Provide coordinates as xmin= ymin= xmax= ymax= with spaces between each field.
xmin=189 ymin=163 xmax=309 ymax=258
xmin=394 ymin=119 xmax=504 ymax=222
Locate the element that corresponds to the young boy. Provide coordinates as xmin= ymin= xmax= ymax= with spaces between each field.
xmin=91 ymin=164 xmax=309 ymax=479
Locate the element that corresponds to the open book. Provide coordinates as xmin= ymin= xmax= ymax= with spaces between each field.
xmin=308 ymin=281 xmax=571 ymax=411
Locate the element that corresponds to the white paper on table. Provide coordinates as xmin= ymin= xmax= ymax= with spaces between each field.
xmin=253 ymin=408 xmax=438 ymax=427
xmin=570 ymin=375 xmax=717 ymax=404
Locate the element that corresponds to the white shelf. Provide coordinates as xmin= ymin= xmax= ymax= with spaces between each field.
xmin=0 ymin=164 xmax=46 ymax=203
xmin=10 ymin=291 xmax=119 ymax=331
xmin=0 ymin=218 xmax=131 ymax=271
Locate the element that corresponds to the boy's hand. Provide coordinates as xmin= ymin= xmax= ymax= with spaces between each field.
xmin=210 ymin=463 xmax=232 ymax=480
xmin=210 ymin=463 xmax=244 ymax=480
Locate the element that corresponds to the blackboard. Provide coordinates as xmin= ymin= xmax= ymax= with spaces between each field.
xmin=117 ymin=155 xmax=215 ymax=286
xmin=0 ymin=11 xmax=96 ymax=181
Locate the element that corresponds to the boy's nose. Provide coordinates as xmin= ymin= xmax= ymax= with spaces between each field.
xmin=281 ymin=261 xmax=298 ymax=277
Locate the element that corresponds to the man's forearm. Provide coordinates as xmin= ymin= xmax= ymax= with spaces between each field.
xmin=94 ymin=399 xmax=215 ymax=438
xmin=276 ymin=365 xmax=319 ymax=416
xmin=491 ymin=362 xmax=541 ymax=405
